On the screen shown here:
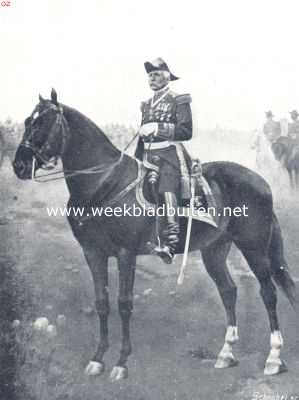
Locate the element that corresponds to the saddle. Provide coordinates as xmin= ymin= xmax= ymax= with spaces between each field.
xmin=139 ymin=157 xmax=218 ymax=227
xmin=69 ymin=153 xmax=217 ymax=229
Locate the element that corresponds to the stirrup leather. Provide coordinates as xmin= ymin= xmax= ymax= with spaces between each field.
xmin=154 ymin=192 xmax=179 ymax=264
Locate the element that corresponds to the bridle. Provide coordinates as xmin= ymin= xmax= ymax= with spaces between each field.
xmin=20 ymin=104 xmax=67 ymax=167
xmin=20 ymin=103 xmax=126 ymax=183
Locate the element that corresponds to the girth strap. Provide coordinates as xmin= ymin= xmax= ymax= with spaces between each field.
xmin=109 ymin=160 xmax=145 ymax=205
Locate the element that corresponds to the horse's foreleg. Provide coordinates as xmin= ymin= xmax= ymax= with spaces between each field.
xmin=241 ymin=249 xmax=287 ymax=375
xmin=110 ymin=249 xmax=136 ymax=382
xmin=289 ymin=168 xmax=296 ymax=191
xmin=201 ymin=240 xmax=239 ymax=369
xmin=83 ymin=248 xmax=109 ymax=376
xmin=295 ymin=169 xmax=299 ymax=191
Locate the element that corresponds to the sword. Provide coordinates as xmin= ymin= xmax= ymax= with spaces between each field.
xmin=122 ymin=131 xmax=140 ymax=152
xmin=177 ymin=176 xmax=195 ymax=285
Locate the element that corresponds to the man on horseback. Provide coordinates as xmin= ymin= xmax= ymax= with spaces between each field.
xmin=285 ymin=109 xmax=299 ymax=164
xmin=288 ymin=110 xmax=299 ymax=142
xmin=135 ymin=57 xmax=193 ymax=263
xmin=263 ymin=111 xmax=281 ymax=144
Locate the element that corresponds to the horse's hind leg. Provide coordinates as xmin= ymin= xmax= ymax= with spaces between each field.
xmin=296 ymin=168 xmax=299 ymax=191
xmin=289 ymin=168 xmax=296 ymax=191
xmin=82 ymin=247 xmax=109 ymax=376
xmin=239 ymin=247 xmax=286 ymax=375
xmin=110 ymin=248 xmax=136 ymax=382
xmin=201 ymin=239 xmax=239 ymax=369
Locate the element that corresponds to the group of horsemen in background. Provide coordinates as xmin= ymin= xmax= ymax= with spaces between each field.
xmin=262 ymin=109 xmax=299 ymax=162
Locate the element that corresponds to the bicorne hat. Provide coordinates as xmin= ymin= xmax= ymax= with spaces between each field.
xmin=144 ymin=58 xmax=179 ymax=81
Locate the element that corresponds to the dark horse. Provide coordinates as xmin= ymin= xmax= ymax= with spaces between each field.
xmin=272 ymin=136 xmax=299 ymax=190
xmin=13 ymin=90 xmax=298 ymax=381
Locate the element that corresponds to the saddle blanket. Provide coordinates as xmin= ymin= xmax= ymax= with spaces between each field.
xmin=136 ymin=164 xmax=218 ymax=228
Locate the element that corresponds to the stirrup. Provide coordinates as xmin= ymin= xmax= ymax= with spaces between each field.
xmin=153 ymin=244 xmax=175 ymax=264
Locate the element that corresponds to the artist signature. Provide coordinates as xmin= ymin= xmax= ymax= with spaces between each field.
xmin=252 ymin=393 xmax=299 ymax=400
xmin=1 ymin=1 xmax=11 ymax=6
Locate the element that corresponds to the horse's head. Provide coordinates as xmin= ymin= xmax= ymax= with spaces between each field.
xmin=13 ymin=89 xmax=70 ymax=180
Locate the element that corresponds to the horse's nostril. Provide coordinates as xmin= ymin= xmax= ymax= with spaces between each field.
xmin=14 ymin=160 xmax=21 ymax=170
xmin=13 ymin=160 xmax=26 ymax=177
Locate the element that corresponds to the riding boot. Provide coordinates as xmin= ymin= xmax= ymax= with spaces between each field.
xmin=154 ymin=192 xmax=180 ymax=264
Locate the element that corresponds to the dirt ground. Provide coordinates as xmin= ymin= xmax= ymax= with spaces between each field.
xmin=1 ymin=156 xmax=299 ymax=400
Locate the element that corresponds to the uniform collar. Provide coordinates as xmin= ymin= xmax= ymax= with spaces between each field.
xmin=152 ymin=85 xmax=170 ymax=107
xmin=153 ymin=84 xmax=169 ymax=96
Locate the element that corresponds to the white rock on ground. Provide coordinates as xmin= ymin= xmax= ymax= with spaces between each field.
xmin=12 ymin=319 xmax=21 ymax=328
xmin=82 ymin=306 xmax=94 ymax=315
xmin=33 ymin=317 xmax=49 ymax=332
xmin=47 ymin=324 xmax=57 ymax=337
xmin=56 ymin=314 xmax=66 ymax=326
xmin=143 ymin=288 xmax=153 ymax=296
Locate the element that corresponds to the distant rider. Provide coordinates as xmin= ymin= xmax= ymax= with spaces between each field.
xmin=288 ymin=110 xmax=299 ymax=142
xmin=263 ymin=111 xmax=281 ymax=144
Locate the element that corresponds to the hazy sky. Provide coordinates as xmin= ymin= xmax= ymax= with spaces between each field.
xmin=1 ymin=0 xmax=299 ymax=130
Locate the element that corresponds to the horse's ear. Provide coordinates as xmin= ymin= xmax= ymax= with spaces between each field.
xmin=51 ymin=88 xmax=58 ymax=105
xmin=39 ymin=94 xmax=45 ymax=103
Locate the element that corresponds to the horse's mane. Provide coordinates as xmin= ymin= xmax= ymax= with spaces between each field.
xmin=62 ymin=104 xmax=121 ymax=156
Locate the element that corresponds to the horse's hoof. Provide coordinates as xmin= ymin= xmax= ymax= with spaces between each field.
xmin=264 ymin=360 xmax=287 ymax=376
xmin=85 ymin=361 xmax=105 ymax=376
xmin=110 ymin=366 xmax=128 ymax=382
xmin=215 ymin=356 xmax=238 ymax=369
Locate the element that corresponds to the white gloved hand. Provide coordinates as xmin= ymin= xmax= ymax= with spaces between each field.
xmin=139 ymin=122 xmax=158 ymax=137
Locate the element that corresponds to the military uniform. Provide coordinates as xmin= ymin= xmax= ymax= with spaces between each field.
xmin=136 ymin=57 xmax=193 ymax=264
xmin=288 ymin=120 xmax=299 ymax=143
xmin=286 ymin=110 xmax=299 ymax=162
xmin=263 ymin=120 xmax=281 ymax=143
xmin=135 ymin=87 xmax=192 ymax=195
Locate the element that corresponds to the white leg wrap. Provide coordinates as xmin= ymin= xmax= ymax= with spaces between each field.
xmin=264 ymin=330 xmax=286 ymax=375
xmin=85 ymin=361 xmax=104 ymax=376
xmin=110 ymin=366 xmax=128 ymax=381
xmin=225 ymin=326 xmax=239 ymax=344
xmin=215 ymin=326 xmax=238 ymax=369
xmin=270 ymin=330 xmax=283 ymax=349
xmin=218 ymin=342 xmax=233 ymax=359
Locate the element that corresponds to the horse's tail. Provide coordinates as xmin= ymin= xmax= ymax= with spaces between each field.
xmin=269 ymin=212 xmax=299 ymax=311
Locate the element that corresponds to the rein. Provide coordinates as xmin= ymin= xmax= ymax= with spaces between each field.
xmin=32 ymin=152 xmax=125 ymax=183
xmin=27 ymin=106 xmax=140 ymax=183
xmin=22 ymin=104 xmax=157 ymax=204
xmin=31 ymin=132 xmax=140 ymax=183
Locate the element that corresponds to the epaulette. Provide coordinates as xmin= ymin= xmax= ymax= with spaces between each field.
xmin=140 ymin=101 xmax=146 ymax=111
xmin=168 ymin=90 xmax=178 ymax=98
xmin=175 ymin=93 xmax=192 ymax=104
